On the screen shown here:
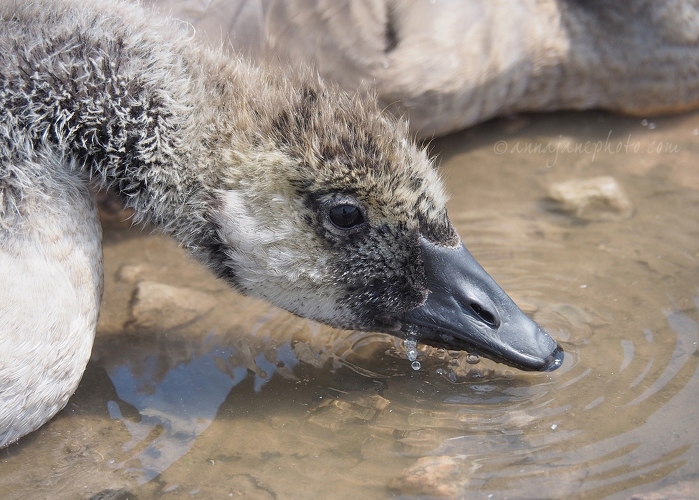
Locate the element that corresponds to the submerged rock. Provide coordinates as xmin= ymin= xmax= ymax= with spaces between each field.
xmin=548 ymin=176 xmax=634 ymax=221
xmin=131 ymin=281 xmax=217 ymax=330
xmin=306 ymin=394 xmax=390 ymax=430
xmin=390 ymin=456 xmax=472 ymax=497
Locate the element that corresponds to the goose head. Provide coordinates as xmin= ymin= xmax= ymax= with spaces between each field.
xmin=199 ymin=83 xmax=563 ymax=372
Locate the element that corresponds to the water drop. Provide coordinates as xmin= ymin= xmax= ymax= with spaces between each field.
xmin=411 ymin=361 xmax=421 ymax=371
xmin=403 ymin=332 xmax=422 ymax=369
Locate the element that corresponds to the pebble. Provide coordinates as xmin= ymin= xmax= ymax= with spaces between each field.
xmin=390 ymin=456 xmax=467 ymax=497
xmin=548 ymin=176 xmax=634 ymax=221
xmin=131 ymin=281 xmax=217 ymax=330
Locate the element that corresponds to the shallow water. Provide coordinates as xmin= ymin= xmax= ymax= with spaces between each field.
xmin=2 ymin=110 xmax=699 ymax=499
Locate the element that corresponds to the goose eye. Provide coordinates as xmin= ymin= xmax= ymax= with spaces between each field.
xmin=329 ymin=204 xmax=364 ymax=229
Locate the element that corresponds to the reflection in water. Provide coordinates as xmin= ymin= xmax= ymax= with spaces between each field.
xmin=106 ymin=346 xmax=243 ymax=482
xmin=3 ymin=111 xmax=699 ymax=499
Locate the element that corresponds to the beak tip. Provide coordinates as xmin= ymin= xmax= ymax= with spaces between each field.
xmin=540 ymin=344 xmax=565 ymax=372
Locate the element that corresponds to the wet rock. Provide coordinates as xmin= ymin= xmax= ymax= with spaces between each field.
xmin=390 ymin=456 xmax=472 ymax=497
xmin=131 ymin=281 xmax=217 ymax=330
xmin=626 ymin=480 xmax=699 ymax=500
xmin=548 ymin=176 xmax=633 ymax=221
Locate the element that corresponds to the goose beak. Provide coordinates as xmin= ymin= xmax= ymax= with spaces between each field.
xmin=402 ymin=237 xmax=563 ymax=372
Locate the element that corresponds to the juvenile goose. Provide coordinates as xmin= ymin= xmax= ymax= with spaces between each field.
xmin=0 ymin=0 xmax=562 ymax=448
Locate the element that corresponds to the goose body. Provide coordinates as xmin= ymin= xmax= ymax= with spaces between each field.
xmin=0 ymin=0 xmax=561 ymax=448
xmin=151 ymin=0 xmax=699 ymax=136
xmin=0 ymin=169 xmax=101 ymax=446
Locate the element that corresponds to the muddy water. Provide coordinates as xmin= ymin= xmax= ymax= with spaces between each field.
xmin=1 ymin=110 xmax=699 ymax=499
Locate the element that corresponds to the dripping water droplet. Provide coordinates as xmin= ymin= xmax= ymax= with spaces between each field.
xmin=403 ymin=328 xmax=422 ymax=370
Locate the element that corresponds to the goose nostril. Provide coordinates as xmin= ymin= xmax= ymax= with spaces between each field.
xmin=470 ymin=303 xmax=499 ymax=328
